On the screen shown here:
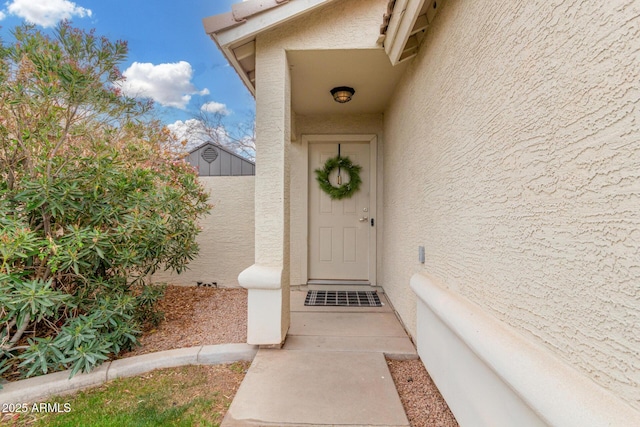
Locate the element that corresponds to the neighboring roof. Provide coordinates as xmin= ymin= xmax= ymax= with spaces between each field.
xmin=189 ymin=141 xmax=255 ymax=164
xmin=187 ymin=142 xmax=255 ymax=177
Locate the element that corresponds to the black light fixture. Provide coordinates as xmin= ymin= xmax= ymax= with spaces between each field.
xmin=330 ymin=86 xmax=355 ymax=103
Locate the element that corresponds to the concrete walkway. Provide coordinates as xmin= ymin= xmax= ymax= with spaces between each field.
xmin=222 ymin=288 xmax=417 ymax=427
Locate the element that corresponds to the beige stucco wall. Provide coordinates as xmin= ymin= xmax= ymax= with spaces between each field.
xmin=382 ymin=0 xmax=640 ymax=410
xmin=259 ymin=0 xmax=387 ymax=51
xmin=152 ymin=176 xmax=254 ymax=287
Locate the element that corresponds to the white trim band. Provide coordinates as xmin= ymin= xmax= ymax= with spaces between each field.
xmin=410 ymin=273 xmax=640 ymax=427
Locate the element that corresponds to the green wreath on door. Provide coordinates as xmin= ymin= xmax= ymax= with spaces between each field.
xmin=314 ymin=155 xmax=362 ymax=200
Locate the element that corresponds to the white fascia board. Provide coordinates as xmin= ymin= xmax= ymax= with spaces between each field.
xmin=215 ymin=0 xmax=338 ymax=48
xmin=385 ymin=0 xmax=426 ymax=65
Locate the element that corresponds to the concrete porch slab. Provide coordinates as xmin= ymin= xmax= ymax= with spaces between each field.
xmin=287 ymin=289 xmax=418 ymax=357
xmin=283 ymin=335 xmax=417 ymax=359
xmin=289 ymin=311 xmax=409 ymax=337
xmin=222 ymin=349 xmax=410 ymax=427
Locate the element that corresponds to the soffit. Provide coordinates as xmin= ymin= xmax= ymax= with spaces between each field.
xmin=288 ymin=49 xmax=408 ymax=115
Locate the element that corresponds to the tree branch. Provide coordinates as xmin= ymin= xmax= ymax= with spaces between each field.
xmin=1 ymin=316 xmax=30 ymax=351
xmin=3 ymin=318 xmax=17 ymax=340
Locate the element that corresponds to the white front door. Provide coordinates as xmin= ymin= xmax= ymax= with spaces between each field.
xmin=308 ymin=142 xmax=372 ymax=282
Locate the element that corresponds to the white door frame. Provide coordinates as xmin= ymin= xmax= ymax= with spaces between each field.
xmin=300 ymin=134 xmax=377 ymax=286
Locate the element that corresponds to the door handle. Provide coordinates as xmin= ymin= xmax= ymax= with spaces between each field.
xmin=359 ymin=216 xmax=369 ymax=222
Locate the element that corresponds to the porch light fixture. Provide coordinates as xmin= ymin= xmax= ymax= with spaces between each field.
xmin=330 ymin=86 xmax=355 ymax=103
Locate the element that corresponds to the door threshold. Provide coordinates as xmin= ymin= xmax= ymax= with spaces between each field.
xmin=307 ymin=280 xmax=371 ymax=286
xmin=306 ymin=280 xmax=374 ymax=290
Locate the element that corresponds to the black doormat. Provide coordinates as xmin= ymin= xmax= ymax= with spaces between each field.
xmin=304 ymin=290 xmax=382 ymax=307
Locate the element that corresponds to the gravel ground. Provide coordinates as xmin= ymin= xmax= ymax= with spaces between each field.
xmin=125 ymin=285 xmax=458 ymax=426
xmin=387 ymin=359 xmax=459 ymax=426
xmin=122 ymin=285 xmax=247 ymax=356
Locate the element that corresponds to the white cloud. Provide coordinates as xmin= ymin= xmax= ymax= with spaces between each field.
xmin=201 ymin=101 xmax=229 ymax=115
xmin=6 ymin=0 xmax=91 ymax=28
xmin=168 ymin=119 xmax=227 ymax=150
xmin=167 ymin=119 xmax=203 ymax=144
xmin=0 ymin=11 xmax=6 ymax=21
xmin=117 ymin=61 xmax=209 ymax=109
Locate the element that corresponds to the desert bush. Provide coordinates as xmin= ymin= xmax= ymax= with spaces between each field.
xmin=0 ymin=23 xmax=210 ymax=382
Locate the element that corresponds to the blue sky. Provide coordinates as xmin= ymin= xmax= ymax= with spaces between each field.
xmin=0 ymin=0 xmax=255 ymax=135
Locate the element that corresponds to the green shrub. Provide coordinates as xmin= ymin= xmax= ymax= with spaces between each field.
xmin=0 ymin=23 xmax=210 ymax=383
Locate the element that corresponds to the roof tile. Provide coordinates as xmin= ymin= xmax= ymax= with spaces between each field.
xmin=232 ymin=0 xmax=290 ymax=21
xmin=381 ymin=0 xmax=397 ymax=35
xmin=204 ymin=0 xmax=291 ymax=35
xmin=203 ymin=11 xmax=245 ymax=34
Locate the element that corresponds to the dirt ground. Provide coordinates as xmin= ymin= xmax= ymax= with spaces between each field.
xmin=122 ymin=285 xmax=247 ymax=356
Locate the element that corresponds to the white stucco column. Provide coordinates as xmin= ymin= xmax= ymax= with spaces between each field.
xmin=238 ymin=39 xmax=291 ymax=346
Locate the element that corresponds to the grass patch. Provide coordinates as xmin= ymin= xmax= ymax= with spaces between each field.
xmin=1 ymin=362 xmax=250 ymax=427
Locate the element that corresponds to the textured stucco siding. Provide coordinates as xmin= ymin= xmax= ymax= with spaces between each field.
xmin=382 ymin=0 xmax=640 ymax=410
xmin=260 ymin=0 xmax=387 ymax=50
xmin=254 ymin=37 xmax=288 ymax=268
xmin=152 ymin=177 xmax=254 ymax=287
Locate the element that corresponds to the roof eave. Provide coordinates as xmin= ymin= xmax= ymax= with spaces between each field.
xmin=382 ymin=0 xmax=445 ymax=65
xmin=203 ymin=0 xmax=339 ymax=96
xmin=206 ymin=30 xmax=257 ymax=98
